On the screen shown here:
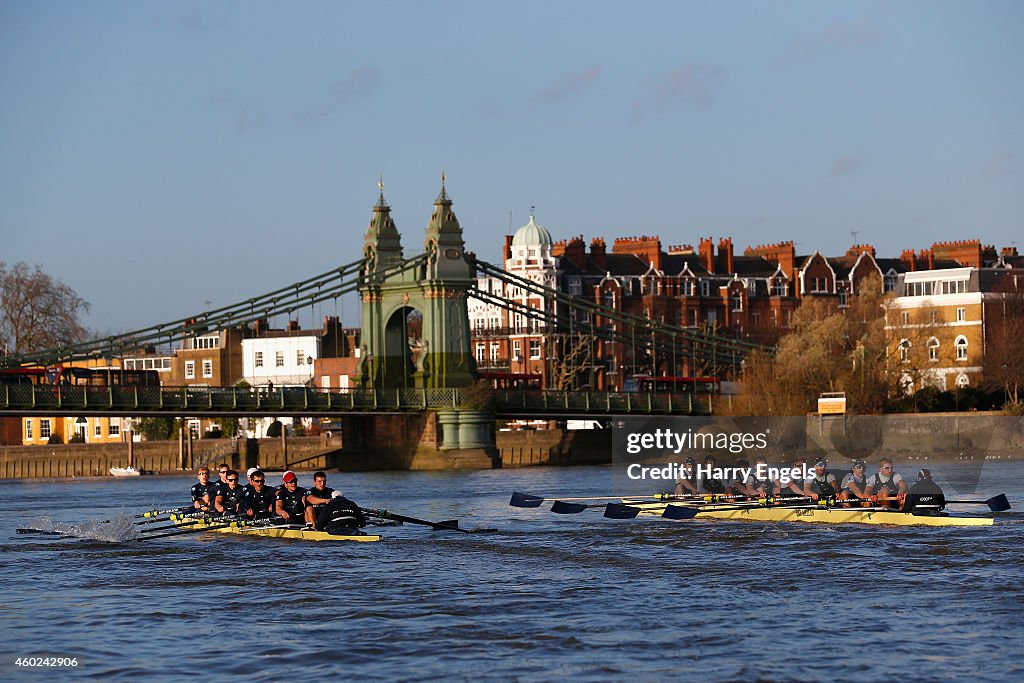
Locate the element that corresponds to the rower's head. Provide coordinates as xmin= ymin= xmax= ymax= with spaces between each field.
xmin=735 ymin=458 xmax=750 ymax=468
xmin=282 ymin=471 xmax=298 ymax=489
xmin=917 ymin=468 xmax=932 ymax=481
xmin=196 ymin=466 xmax=210 ymax=481
xmin=852 ymin=459 xmax=866 ymax=473
xmin=217 ymin=463 xmax=230 ymax=481
xmin=250 ymin=470 xmax=266 ymax=489
xmin=704 ymin=455 xmax=717 ymax=466
xmin=312 ymin=471 xmax=327 ymax=489
xmin=814 ymin=458 xmax=828 ymax=474
xmin=225 ymin=470 xmax=240 ymax=488
xmin=755 ymin=456 xmax=767 ymax=466
xmin=246 ymin=467 xmax=259 ymax=484
xmin=879 ymin=457 xmax=895 ymax=473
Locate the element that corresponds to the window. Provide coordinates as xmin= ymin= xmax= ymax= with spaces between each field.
xmin=185 ymin=361 xmax=195 ymax=379
xmin=955 ymin=336 xmax=968 ymax=361
xmin=956 ymin=308 xmax=965 ymax=322
xmin=475 ymin=344 xmax=485 ymax=363
xmin=275 ymin=351 xmax=285 ymax=367
xmin=192 ymin=336 xmax=220 ymax=349
xmin=512 ymin=340 xmax=522 ymax=361
xmin=772 ymin=278 xmax=787 ymax=297
xmin=956 ymin=373 xmax=970 ymax=388
xmin=901 ymin=312 xmax=909 ymax=326
xmin=884 ymin=274 xmax=897 ymax=292
xmin=202 ymin=360 xmax=213 ymax=378
xmin=899 ymin=340 xmax=911 ymax=363
xmin=489 ymin=344 xmax=499 ymax=362
xmin=838 ymin=290 xmax=848 ymax=307
xmin=751 ymin=310 xmax=761 ymax=326
xmin=321 ymin=376 xmax=330 ymax=389
xmin=603 ymin=290 xmax=615 ymax=308
xmin=928 ymin=338 xmax=939 ymax=362
xmin=95 ymin=421 xmax=102 ymax=437
xmin=529 ymin=339 xmax=541 ymax=359
xmin=108 ymin=417 xmax=120 ymax=437
xmin=707 ymin=310 xmax=717 ymax=326
xmin=731 ymin=292 xmax=743 ymax=312
xmin=25 ymin=420 xmax=32 ymax=440
xmin=569 ymin=278 xmax=582 ymax=295
xmin=255 ymin=351 xmax=263 ymax=368
xmin=188 ymin=420 xmax=200 ymax=440
xmin=40 ymin=419 xmax=51 ymax=439
xmin=700 ymin=280 xmax=710 ymax=297
xmin=297 ymin=350 xmax=305 ymax=365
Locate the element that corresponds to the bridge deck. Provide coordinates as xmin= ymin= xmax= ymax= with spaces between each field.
xmin=0 ymin=385 xmax=711 ymax=417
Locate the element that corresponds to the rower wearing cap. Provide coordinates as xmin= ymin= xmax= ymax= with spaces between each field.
xmin=838 ymin=459 xmax=870 ymax=507
xmin=214 ymin=469 xmax=245 ymax=516
xmin=242 ymin=467 xmax=260 ymax=496
xmin=803 ymin=459 xmax=839 ymax=501
xmin=304 ymin=471 xmax=335 ymax=528
xmin=275 ymin=470 xmax=307 ymax=525
xmin=864 ymin=457 xmax=909 ymax=509
xmin=240 ymin=470 xmax=276 ymax=519
xmin=191 ymin=466 xmax=212 ymax=512
xmin=673 ymin=457 xmax=700 ymax=496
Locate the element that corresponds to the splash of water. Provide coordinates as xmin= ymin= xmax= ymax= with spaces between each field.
xmin=22 ymin=514 xmax=140 ymax=543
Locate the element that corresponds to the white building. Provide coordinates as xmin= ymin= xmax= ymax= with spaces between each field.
xmin=242 ymin=329 xmax=321 ymax=388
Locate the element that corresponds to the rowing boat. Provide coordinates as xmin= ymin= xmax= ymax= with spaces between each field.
xmin=622 ymin=499 xmax=997 ymax=527
xmin=169 ymin=514 xmax=383 ymax=542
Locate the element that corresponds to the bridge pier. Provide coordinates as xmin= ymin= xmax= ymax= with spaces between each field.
xmin=338 ymin=411 xmax=499 ymax=470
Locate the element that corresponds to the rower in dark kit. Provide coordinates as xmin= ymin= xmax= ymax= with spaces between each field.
xmin=275 ymin=470 xmax=307 ymax=525
xmin=864 ymin=457 xmax=909 ymax=509
xmin=241 ymin=467 xmax=260 ymax=497
xmin=803 ymin=458 xmax=839 ymax=501
xmin=698 ymin=455 xmax=726 ymax=495
xmin=214 ymin=469 xmax=245 ymax=517
xmin=209 ymin=463 xmax=231 ymax=508
xmin=673 ymin=457 xmax=700 ymax=496
xmin=191 ymin=466 xmax=212 ymax=512
xmin=315 ymin=491 xmax=367 ymax=532
xmin=240 ymin=470 xmax=276 ymax=519
xmin=901 ymin=469 xmax=946 ymax=513
xmin=838 ymin=459 xmax=871 ymax=507
xmin=304 ymin=471 xmax=334 ymax=528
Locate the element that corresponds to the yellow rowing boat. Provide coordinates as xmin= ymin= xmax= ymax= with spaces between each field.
xmin=622 ymin=500 xmax=997 ymax=527
xmin=170 ymin=514 xmax=383 ymax=542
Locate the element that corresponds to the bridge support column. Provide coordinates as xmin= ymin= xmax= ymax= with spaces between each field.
xmin=456 ymin=410 xmax=493 ymax=449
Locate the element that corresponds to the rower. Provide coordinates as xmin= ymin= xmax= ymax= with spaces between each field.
xmin=241 ymin=467 xmax=260 ymax=497
xmin=837 ymin=459 xmax=870 ymax=507
xmin=275 ymin=470 xmax=307 ymax=525
xmin=776 ymin=457 xmax=807 ymax=498
xmin=803 ymin=458 xmax=839 ymax=502
xmin=745 ymin=456 xmax=775 ymax=498
xmin=902 ymin=469 xmax=946 ymax=513
xmin=304 ymin=471 xmax=335 ymax=528
xmin=698 ymin=455 xmax=726 ymax=495
xmin=191 ymin=466 xmax=212 ymax=513
xmin=673 ymin=457 xmax=700 ymax=496
xmin=725 ymin=459 xmax=756 ymax=497
xmin=240 ymin=470 xmax=276 ymax=519
xmin=214 ymin=469 xmax=245 ymax=517
xmin=209 ymin=463 xmax=231 ymax=508
xmin=863 ymin=457 xmax=909 ymax=509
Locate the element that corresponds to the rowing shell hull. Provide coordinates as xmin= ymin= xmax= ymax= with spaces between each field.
xmin=623 ymin=501 xmax=995 ymax=527
xmin=175 ymin=516 xmax=382 ymax=542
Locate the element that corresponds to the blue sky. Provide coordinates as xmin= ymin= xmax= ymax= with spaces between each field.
xmin=2 ymin=0 xmax=1021 ymax=334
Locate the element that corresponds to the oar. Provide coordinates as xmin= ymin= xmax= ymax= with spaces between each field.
xmin=138 ymin=515 xmax=234 ymax=534
xmin=661 ymin=496 xmax=820 ymax=520
xmin=942 ymin=494 xmax=1010 ymax=512
xmin=364 ymin=508 xmax=492 ymax=534
xmin=138 ymin=519 xmax=245 ymax=540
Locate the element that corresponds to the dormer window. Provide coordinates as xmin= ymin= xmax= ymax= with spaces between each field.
xmin=700 ymin=280 xmax=710 ymax=297
xmin=771 ymin=277 xmax=787 ymax=297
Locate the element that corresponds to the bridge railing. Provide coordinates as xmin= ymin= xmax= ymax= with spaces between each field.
xmin=1 ymin=385 xmax=710 ymax=415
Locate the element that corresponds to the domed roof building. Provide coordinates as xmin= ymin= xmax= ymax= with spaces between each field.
xmin=511 ymin=215 xmax=553 ymax=249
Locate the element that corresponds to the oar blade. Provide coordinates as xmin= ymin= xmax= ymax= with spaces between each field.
xmin=662 ymin=504 xmax=700 ymax=520
xmin=551 ymin=500 xmax=588 ymax=514
xmin=603 ymin=503 xmax=641 ymax=519
xmin=436 ymin=520 xmax=460 ymax=529
xmin=986 ymin=494 xmax=1011 ymax=512
xmin=510 ymin=492 xmax=545 ymax=508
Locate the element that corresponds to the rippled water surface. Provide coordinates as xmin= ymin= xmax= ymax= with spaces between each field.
xmin=2 ymin=461 xmax=1022 ymax=681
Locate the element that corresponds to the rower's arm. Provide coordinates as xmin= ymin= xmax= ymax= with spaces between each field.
xmin=214 ymin=495 xmax=225 ymax=514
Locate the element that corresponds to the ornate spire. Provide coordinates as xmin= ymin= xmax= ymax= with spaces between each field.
xmin=436 ymin=168 xmax=450 ymax=204
xmin=375 ymin=175 xmax=388 ymax=209
xmin=364 ymin=177 xmax=402 ymax=271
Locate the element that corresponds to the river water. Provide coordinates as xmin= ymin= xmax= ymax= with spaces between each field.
xmin=2 ymin=461 xmax=1022 ymax=681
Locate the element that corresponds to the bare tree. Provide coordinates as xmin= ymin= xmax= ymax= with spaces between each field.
xmin=0 ymin=262 xmax=91 ymax=355
xmin=548 ymin=332 xmax=592 ymax=390
xmin=984 ymin=280 xmax=1024 ymax=406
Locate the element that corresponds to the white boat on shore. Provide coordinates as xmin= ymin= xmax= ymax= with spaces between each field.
xmin=110 ymin=467 xmax=149 ymax=477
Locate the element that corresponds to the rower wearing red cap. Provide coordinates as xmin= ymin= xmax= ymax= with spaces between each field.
xmin=275 ymin=470 xmax=307 ymax=525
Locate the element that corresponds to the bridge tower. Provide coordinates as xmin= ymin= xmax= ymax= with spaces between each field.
xmin=358 ymin=178 xmax=476 ymax=390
